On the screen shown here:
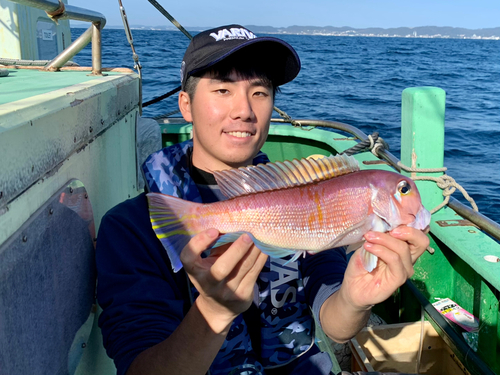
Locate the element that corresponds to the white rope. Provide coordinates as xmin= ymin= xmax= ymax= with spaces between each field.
xmin=370 ymin=135 xmax=387 ymax=158
xmin=397 ymin=162 xmax=478 ymax=214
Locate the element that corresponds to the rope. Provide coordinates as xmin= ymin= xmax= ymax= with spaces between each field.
xmin=340 ymin=132 xmax=390 ymax=157
xmin=273 ymin=106 xmax=303 ymax=127
xmin=397 ymin=162 xmax=448 ymax=174
xmin=396 ymin=162 xmax=478 ymax=213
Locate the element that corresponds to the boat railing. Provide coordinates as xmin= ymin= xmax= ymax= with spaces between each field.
xmin=8 ymin=0 xmax=106 ymax=74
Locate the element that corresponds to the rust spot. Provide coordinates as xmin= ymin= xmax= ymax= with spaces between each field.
xmin=436 ymin=220 xmax=479 ymax=228
xmin=70 ymin=98 xmax=83 ymax=107
xmin=362 ymin=160 xmax=389 ymax=165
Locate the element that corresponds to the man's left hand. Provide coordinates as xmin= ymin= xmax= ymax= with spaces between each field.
xmin=340 ymin=226 xmax=430 ymax=311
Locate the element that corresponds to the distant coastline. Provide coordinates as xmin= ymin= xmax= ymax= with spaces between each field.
xmin=71 ymin=23 xmax=500 ymax=40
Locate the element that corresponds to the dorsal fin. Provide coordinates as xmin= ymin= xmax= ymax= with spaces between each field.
xmin=213 ymin=154 xmax=360 ymax=199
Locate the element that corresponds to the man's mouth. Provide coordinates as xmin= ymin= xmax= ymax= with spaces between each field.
xmin=226 ymin=131 xmax=253 ymax=138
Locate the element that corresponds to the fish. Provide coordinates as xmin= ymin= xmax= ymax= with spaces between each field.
xmin=147 ymin=154 xmax=431 ymax=273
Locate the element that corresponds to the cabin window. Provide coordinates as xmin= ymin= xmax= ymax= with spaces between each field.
xmin=36 ymin=19 xmax=58 ymax=60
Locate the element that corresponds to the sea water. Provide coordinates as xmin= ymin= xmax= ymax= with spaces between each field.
xmin=72 ymin=29 xmax=500 ymax=223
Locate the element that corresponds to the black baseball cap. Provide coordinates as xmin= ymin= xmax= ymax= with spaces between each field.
xmin=180 ymin=24 xmax=301 ymax=89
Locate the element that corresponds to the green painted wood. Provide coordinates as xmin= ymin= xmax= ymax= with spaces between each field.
xmin=476 ymin=279 xmax=500 ymax=373
xmin=401 ymin=87 xmax=500 ymax=374
xmin=0 ymin=69 xmax=122 ymax=105
xmin=401 ymin=86 xmax=446 ymax=210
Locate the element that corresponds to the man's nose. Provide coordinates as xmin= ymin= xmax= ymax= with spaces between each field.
xmin=230 ymin=94 xmax=255 ymax=121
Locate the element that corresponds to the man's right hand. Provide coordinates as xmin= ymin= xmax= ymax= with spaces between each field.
xmin=180 ymin=228 xmax=268 ymax=334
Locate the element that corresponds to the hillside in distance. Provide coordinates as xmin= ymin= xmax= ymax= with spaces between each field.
xmin=246 ymin=25 xmax=500 ymax=39
xmin=91 ymin=23 xmax=500 ymax=39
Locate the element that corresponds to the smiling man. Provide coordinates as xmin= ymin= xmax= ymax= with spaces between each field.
xmin=96 ymin=24 xmax=429 ymax=375
xmin=179 ymin=70 xmax=273 ymax=171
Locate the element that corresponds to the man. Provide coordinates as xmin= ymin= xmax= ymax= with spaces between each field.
xmin=96 ymin=25 xmax=429 ymax=375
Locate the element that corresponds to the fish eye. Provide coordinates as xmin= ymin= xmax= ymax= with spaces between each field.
xmin=398 ymin=180 xmax=411 ymax=195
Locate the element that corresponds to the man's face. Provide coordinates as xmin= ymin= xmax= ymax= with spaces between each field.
xmin=179 ymin=70 xmax=274 ymax=172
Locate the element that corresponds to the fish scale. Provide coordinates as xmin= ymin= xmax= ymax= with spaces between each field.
xmin=164 ymin=177 xmax=370 ymax=249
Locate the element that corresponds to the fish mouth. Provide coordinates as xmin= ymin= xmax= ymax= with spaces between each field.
xmin=408 ymin=208 xmax=431 ymax=230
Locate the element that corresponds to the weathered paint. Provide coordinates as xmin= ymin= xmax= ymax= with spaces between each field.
xmin=401 ymin=87 xmax=500 ymax=374
xmin=401 ymin=86 xmax=446 ymax=210
xmin=0 ymin=70 xmax=140 ymax=237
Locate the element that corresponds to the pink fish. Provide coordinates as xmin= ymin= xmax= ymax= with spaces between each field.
xmin=147 ymin=154 xmax=430 ymax=272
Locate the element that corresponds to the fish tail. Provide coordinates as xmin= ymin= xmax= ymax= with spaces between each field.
xmin=147 ymin=192 xmax=201 ymax=272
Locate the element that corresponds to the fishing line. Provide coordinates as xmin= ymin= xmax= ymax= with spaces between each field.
xmin=146 ymin=0 xmax=193 ymax=40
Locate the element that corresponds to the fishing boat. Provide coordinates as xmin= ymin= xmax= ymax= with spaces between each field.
xmin=1 ymin=0 xmax=499 ymax=374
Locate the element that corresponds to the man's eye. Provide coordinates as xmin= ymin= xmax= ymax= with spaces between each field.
xmin=216 ymin=89 xmax=229 ymax=94
xmin=254 ymin=91 xmax=269 ymax=97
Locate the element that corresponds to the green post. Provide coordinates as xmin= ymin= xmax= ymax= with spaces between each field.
xmin=401 ymin=87 xmax=446 ymax=211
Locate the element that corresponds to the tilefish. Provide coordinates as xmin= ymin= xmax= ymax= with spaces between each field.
xmin=147 ymin=154 xmax=431 ymax=272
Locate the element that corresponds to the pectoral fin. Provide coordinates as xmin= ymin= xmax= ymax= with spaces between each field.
xmin=325 ymin=216 xmax=375 ymax=250
xmin=329 ymin=215 xmax=381 ymax=272
xmin=361 ymin=248 xmax=378 ymax=272
xmin=346 ymin=241 xmax=365 ymax=254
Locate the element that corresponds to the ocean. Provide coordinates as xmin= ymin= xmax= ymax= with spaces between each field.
xmin=72 ymin=28 xmax=500 ymax=223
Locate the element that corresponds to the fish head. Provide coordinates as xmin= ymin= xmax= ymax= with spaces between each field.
xmin=370 ymin=171 xmax=431 ymax=231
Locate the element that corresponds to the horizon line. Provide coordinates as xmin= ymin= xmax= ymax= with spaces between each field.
xmin=69 ymin=23 xmax=500 ymax=30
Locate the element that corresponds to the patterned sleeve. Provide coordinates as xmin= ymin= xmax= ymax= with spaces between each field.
xmin=300 ymin=248 xmax=348 ymax=327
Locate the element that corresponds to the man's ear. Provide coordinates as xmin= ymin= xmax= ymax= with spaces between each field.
xmin=178 ymin=91 xmax=193 ymax=122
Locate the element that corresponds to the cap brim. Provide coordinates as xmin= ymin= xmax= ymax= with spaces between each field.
xmin=188 ymin=37 xmax=301 ymax=87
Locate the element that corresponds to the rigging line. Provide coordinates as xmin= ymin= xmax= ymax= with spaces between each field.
xmin=127 ymin=0 xmax=191 ymax=108
xmin=340 ymin=132 xmax=390 ymax=157
xmin=118 ymin=0 xmax=143 ymax=114
xmin=146 ymin=0 xmax=193 ymax=40
xmin=273 ymin=106 xmax=303 ymax=127
xmin=153 ymin=110 xmax=181 ymax=120
xmin=143 ymin=86 xmax=182 ymax=107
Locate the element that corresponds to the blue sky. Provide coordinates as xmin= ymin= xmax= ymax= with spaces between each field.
xmin=69 ymin=0 xmax=499 ymax=29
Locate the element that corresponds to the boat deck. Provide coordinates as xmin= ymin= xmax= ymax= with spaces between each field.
xmin=0 ymin=68 xmax=125 ymax=105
